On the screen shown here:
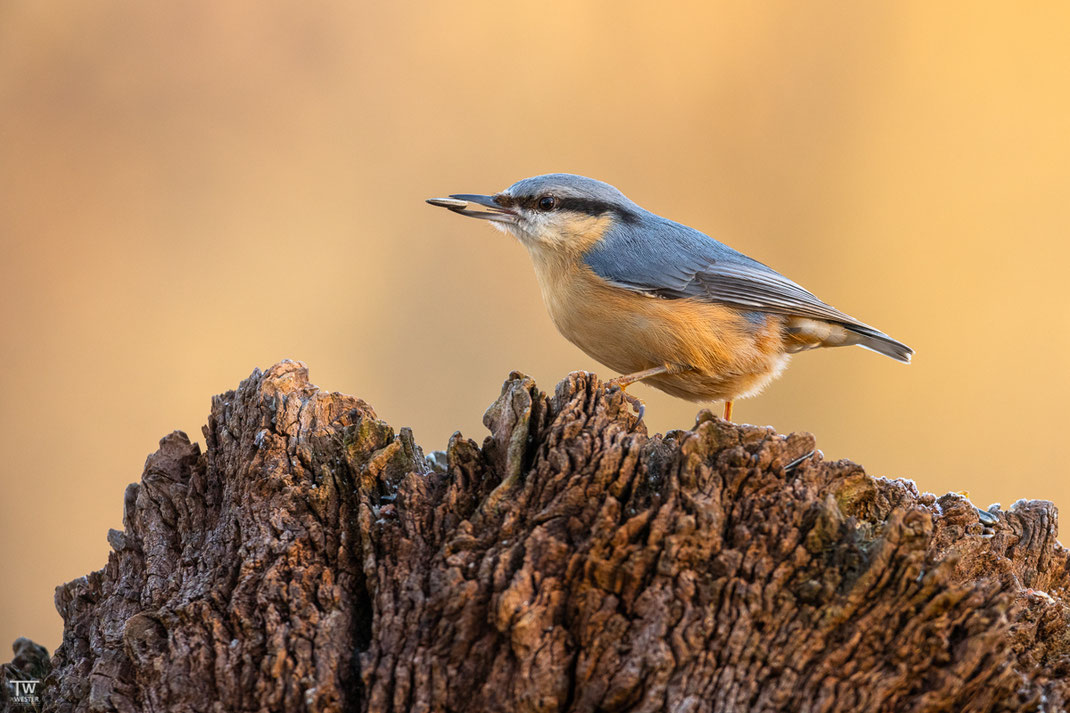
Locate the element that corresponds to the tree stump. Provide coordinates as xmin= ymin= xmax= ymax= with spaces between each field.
xmin=6 ymin=361 xmax=1069 ymax=712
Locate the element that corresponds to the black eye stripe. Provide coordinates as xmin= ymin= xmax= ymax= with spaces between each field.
xmin=495 ymin=194 xmax=639 ymax=224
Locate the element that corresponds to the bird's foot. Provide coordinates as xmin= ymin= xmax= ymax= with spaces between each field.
xmin=622 ymin=391 xmax=645 ymax=424
xmin=606 ymin=379 xmax=645 ymax=424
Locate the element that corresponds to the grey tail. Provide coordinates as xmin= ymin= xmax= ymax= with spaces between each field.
xmin=846 ymin=324 xmax=914 ymax=363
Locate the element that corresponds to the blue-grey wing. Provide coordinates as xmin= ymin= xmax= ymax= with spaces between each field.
xmin=582 ymin=213 xmax=911 ymax=362
xmin=583 ymin=215 xmax=914 ymax=362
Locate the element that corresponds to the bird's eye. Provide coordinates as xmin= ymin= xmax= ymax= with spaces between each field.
xmin=537 ymin=195 xmax=557 ymax=211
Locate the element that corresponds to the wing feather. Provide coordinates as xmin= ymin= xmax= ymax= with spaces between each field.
xmin=584 ymin=213 xmax=913 ymax=361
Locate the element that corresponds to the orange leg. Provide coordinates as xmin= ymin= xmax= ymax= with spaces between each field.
xmin=607 ymin=364 xmax=672 ymax=390
xmin=723 ymin=400 xmax=734 ymax=422
xmin=608 ymin=363 xmax=693 ymax=391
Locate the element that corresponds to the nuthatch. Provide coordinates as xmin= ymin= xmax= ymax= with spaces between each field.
xmin=428 ymin=174 xmax=911 ymax=420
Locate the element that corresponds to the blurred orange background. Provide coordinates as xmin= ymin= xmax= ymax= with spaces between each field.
xmin=2 ymin=2 xmax=1068 ymax=653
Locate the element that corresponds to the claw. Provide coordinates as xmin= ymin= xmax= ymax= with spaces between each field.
xmin=628 ymin=394 xmax=645 ymax=424
xmin=612 ymin=388 xmax=644 ymax=425
xmin=604 ymin=375 xmax=647 ymax=425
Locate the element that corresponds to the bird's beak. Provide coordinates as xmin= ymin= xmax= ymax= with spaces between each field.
xmin=426 ymin=194 xmax=518 ymax=224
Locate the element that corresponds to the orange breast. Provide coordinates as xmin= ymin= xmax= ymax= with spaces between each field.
xmin=528 ymin=253 xmax=791 ymax=402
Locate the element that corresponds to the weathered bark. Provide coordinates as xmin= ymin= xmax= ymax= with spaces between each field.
xmin=8 ymin=360 xmax=1070 ymax=712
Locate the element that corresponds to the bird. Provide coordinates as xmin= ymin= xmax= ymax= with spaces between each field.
xmin=427 ymin=174 xmax=911 ymax=421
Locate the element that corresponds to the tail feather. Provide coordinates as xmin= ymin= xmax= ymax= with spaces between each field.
xmin=783 ymin=316 xmax=914 ymax=363
xmin=846 ymin=325 xmax=913 ymax=363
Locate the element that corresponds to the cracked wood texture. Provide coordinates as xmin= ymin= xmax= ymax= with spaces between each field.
xmin=12 ymin=360 xmax=1070 ymax=713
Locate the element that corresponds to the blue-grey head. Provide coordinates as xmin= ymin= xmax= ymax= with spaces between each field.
xmin=427 ymin=173 xmax=643 ymax=253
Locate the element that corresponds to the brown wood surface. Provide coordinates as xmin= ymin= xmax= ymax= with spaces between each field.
xmin=4 ymin=361 xmax=1068 ymax=712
